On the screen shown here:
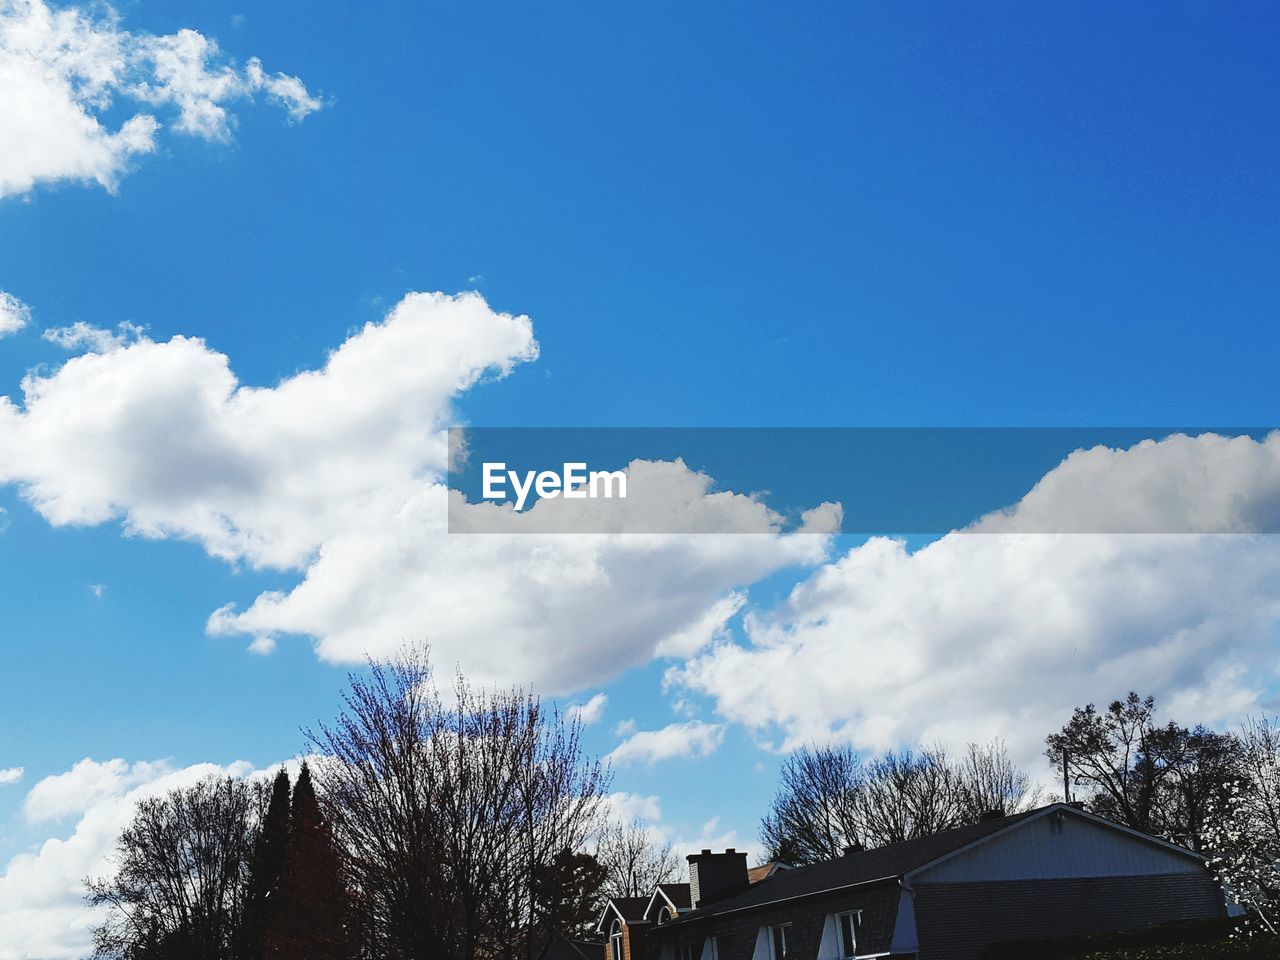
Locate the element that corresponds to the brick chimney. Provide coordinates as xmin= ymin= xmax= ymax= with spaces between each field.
xmin=687 ymin=849 xmax=749 ymax=909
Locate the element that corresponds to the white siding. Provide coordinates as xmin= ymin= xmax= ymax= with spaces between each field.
xmin=912 ymin=811 xmax=1204 ymax=883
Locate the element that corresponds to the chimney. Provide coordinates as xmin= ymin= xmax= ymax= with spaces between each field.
xmin=978 ymin=807 xmax=1006 ymax=822
xmin=687 ymin=849 xmax=749 ymax=909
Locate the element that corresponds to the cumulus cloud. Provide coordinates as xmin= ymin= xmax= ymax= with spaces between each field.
xmin=0 ymin=767 xmax=22 ymax=785
xmin=972 ymin=432 xmax=1280 ymax=534
xmin=567 ymin=692 xmax=608 ymax=726
xmin=608 ymin=720 xmax=725 ymax=766
xmin=0 ymin=756 xmax=264 ymax=960
xmin=672 ymin=432 xmax=1280 ymax=771
xmin=0 ymin=0 xmax=321 ymax=198
xmin=0 ymin=290 xmax=835 ymax=693
xmin=0 ymin=291 xmax=31 ymax=337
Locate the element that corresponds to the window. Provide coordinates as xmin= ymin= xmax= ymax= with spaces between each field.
xmin=659 ymin=905 xmax=675 ymax=924
xmin=770 ymin=923 xmax=791 ymax=959
xmin=609 ymin=919 xmax=624 ymax=960
xmin=837 ymin=911 xmax=862 ymax=958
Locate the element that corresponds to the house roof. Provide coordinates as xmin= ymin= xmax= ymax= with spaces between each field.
xmin=747 ymin=861 xmax=789 ymax=884
xmin=643 ymin=883 xmax=693 ymax=922
xmin=680 ymin=807 xmax=1045 ymax=920
xmin=543 ymin=936 xmax=605 ymax=960
xmin=597 ymin=895 xmax=652 ymax=933
xmin=646 ymin=804 xmax=1211 ymax=956
xmin=663 ymin=803 xmax=1207 ymax=926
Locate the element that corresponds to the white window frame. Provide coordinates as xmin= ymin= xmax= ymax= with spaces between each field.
xmin=836 ymin=909 xmax=863 ymax=958
xmin=610 ymin=919 xmax=624 ymax=960
xmin=770 ymin=922 xmax=791 ymax=960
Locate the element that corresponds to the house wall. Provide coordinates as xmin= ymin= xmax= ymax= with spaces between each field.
xmin=912 ymin=873 xmax=1224 ymax=960
xmin=624 ymin=924 xmax=648 ymax=960
xmin=642 ymin=884 xmax=904 ymax=960
xmin=914 ymin=813 xmax=1206 ymax=883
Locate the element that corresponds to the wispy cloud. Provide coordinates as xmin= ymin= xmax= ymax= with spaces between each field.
xmin=0 ymin=292 xmax=31 ymax=337
xmin=566 ymin=692 xmax=607 ymax=726
xmin=608 ymin=720 xmax=725 ymax=766
xmin=0 ymin=0 xmax=323 ymax=199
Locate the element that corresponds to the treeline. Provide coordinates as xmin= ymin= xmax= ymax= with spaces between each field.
xmin=85 ymin=651 xmax=674 ymax=960
xmin=761 ymin=740 xmax=1043 ymax=864
xmin=87 ymin=667 xmax=1280 ymax=958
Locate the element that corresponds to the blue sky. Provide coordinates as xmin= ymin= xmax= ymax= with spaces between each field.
xmin=2 ymin=2 xmax=1280 ymax=955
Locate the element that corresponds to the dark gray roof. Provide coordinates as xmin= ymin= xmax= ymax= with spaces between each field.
xmin=656 ymin=883 xmax=691 ymax=909
xmin=543 ymin=936 xmax=605 ymax=960
xmin=685 ymin=806 xmax=1045 ymax=919
xmin=605 ymin=896 xmax=653 ymax=923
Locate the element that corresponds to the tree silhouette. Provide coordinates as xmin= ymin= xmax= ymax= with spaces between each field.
xmin=241 ymin=768 xmax=291 ymax=960
xmin=265 ymin=763 xmax=351 ymax=960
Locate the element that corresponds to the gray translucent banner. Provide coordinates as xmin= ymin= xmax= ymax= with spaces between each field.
xmin=446 ymin=427 xmax=1280 ymax=534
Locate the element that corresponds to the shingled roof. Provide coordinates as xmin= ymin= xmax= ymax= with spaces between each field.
xmin=674 ymin=806 xmax=1047 ymax=920
xmin=601 ymin=895 xmax=652 ymax=924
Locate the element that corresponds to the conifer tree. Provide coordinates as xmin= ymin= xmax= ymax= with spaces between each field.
xmin=241 ymin=768 xmax=291 ymax=960
xmin=266 ymin=762 xmax=351 ymax=960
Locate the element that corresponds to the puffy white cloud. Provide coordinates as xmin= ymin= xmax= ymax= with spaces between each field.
xmin=0 ymin=290 xmax=835 ymax=694
xmin=608 ymin=720 xmax=725 ymax=766
xmin=972 ymin=431 xmax=1280 ymax=534
xmin=42 ymin=320 xmax=143 ymax=353
xmin=0 ymin=757 xmax=262 ymax=960
xmin=0 ymin=0 xmax=321 ymax=198
xmin=0 ymin=291 xmax=537 ymax=566
xmin=0 ymin=767 xmax=22 ymax=785
xmin=672 ymin=432 xmax=1280 ymax=771
xmin=567 ymin=692 xmax=608 ymax=726
xmin=0 ymin=292 xmax=30 ymax=337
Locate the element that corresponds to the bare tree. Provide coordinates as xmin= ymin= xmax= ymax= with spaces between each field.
xmin=594 ymin=819 xmax=680 ymax=899
xmin=761 ymin=740 xmax=1040 ymax=864
xmin=87 ymin=775 xmax=263 ymax=960
xmin=954 ymin=740 xmax=1043 ymax=820
xmin=1237 ymin=716 xmax=1280 ymax=850
xmin=858 ymin=746 xmax=964 ymax=846
xmin=306 ymin=648 xmax=610 ymax=960
xmin=761 ymin=744 xmax=865 ymax=864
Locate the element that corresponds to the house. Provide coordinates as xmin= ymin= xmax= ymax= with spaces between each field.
xmin=601 ymin=858 xmax=788 ymax=959
xmin=640 ymin=803 xmax=1226 ymax=960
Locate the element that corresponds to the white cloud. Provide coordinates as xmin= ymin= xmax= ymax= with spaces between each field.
xmin=608 ymin=720 xmax=725 ymax=766
xmin=0 ymin=767 xmax=22 ymax=785
xmin=567 ymin=692 xmax=607 ymax=726
xmin=0 ymin=756 xmax=263 ymax=960
xmin=654 ymin=591 xmax=745 ymax=658
xmin=672 ymin=433 xmax=1280 ymax=772
xmin=971 ymin=432 xmax=1280 ymax=534
xmin=0 ymin=292 xmax=31 ymax=337
xmin=0 ymin=290 xmax=835 ymax=694
xmin=602 ymin=790 xmax=662 ymax=824
xmin=42 ymin=320 xmax=142 ymax=353
xmin=0 ymin=0 xmax=321 ymax=199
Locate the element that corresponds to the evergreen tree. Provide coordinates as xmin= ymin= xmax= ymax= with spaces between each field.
xmin=241 ymin=768 xmax=291 ymax=960
xmin=266 ymin=763 xmax=351 ymax=960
